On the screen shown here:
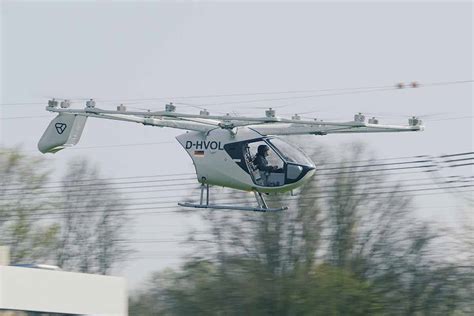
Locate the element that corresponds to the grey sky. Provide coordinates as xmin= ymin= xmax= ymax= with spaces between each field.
xmin=1 ymin=1 xmax=472 ymax=289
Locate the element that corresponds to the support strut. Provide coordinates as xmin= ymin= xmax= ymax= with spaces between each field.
xmin=178 ymin=184 xmax=287 ymax=212
xmin=254 ymin=191 xmax=268 ymax=209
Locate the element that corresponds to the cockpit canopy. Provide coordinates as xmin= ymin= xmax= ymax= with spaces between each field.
xmin=266 ymin=138 xmax=314 ymax=167
xmin=224 ymin=137 xmax=315 ymax=188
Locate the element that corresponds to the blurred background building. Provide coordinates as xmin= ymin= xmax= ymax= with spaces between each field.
xmin=0 ymin=247 xmax=127 ymax=316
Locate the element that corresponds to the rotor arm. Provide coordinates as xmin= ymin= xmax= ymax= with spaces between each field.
xmin=251 ymin=122 xmax=424 ymax=136
xmin=47 ymin=107 xmax=216 ymax=133
xmin=44 ymin=103 xmax=424 ymax=137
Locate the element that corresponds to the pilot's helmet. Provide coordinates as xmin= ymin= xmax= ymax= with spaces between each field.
xmin=257 ymin=144 xmax=269 ymax=155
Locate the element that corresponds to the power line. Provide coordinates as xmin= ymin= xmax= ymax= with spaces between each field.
xmin=0 ymin=166 xmax=440 ymax=197
xmin=0 ymin=141 xmax=177 ymax=154
xmin=317 ymin=159 xmax=436 ymax=171
xmin=5 ymin=160 xmax=440 ymax=191
xmin=1 ymin=115 xmax=51 ymax=120
xmin=200 ymin=87 xmax=395 ymax=107
xmin=3 ymin=174 xmax=471 ymax=203
xmin=318 ymin=164 xmax=438 ymax=176
xmin=2 ymin=158 xmax=472 ymax=200
xmin=0 ymin=102 xmax=44 ymax=106
xmin=449 ymin=163 xmax=474 ymax=168
xmin=440 ymin=152 xmax=474 ymax=158
xmin=1 ymin=179 xmax=198 ymax=194
xmin=3 ymin=166 xmax=470 ymax=202
xmin=176 ymin=80 xmax=474 ymax=109
xmin=3 ymin=171 xmax=196 ymax=187
xmin=2 ymin=152 xmax=472 ymax=212
xmin=7 ymin=183 xmax=473 ymax=218
xmin=2 ymin=158 xmax=471 ymax=195
xmin=109 ymin=205 xmax=473 ymax=243
xmin=102 ymin=203 xmax=474 ymax=234
xmin=0 ymin=84 xmax=417 ymax=107
xmin=1 ymin=177 xmax=197 ymax=192
xmin=10 ymin=187 xmax=474 ymax=222
xmin=3 ymin=151 xmax=472 ymax=188
xmin=422 ymin=79 xmax=474 ymax=87
xmin=2 ymin=180 xmax=450 ymax=211
xmin=429 ymin=115 xmax=474 ymax=122
xmin=1 ymin=79 xmax=471 ymax=108
xmin=5 ymin=187 xmax=473 ymax=225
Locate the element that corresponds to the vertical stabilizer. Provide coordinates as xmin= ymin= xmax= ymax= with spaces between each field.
xmin=38 ymin=113 xmax=87 ymax=153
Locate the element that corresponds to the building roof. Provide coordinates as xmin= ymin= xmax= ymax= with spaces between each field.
xmin=0 ymin=266 xmax=127 ymax=315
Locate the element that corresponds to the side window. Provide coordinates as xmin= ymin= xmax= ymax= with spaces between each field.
xmin=248 ymin=141 xmax=284 ymax=169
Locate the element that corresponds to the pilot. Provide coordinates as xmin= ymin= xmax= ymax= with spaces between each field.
xmin=254 ymin=145 xmax=279 ymax=172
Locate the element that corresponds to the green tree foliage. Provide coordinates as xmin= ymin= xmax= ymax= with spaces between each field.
xmin=0 ymin=148 xmax=131 ymax=275
xmin=130 ymin=144 xmax=473 ymax=315
xmin=0 ymin=148 xmax=58 ymax=263
xmin=130 ymin=261 xmax=378 ymax=316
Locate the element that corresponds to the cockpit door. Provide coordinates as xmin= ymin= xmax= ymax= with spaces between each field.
xmin=245 ymin=140 xmax=285 ymax=187
xmin=224 ymin=137 xmax=315 ymax=188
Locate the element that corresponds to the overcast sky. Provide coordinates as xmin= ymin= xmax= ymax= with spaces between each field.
xmin=1 ymin=1 xmax=472 ymax=289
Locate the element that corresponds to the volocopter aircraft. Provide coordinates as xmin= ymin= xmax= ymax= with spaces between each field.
xmin=38 ymin=99 xmax=424 ymax=212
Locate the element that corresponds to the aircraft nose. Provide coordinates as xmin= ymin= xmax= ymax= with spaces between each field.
xmin=304 ymin=167 xmax=316 ymax=179
xmin=304 ymin=163 xmax=316 ymax=173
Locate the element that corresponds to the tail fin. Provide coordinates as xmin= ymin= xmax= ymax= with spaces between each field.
xmin=38 ymin=113 xmax=88 ymax=153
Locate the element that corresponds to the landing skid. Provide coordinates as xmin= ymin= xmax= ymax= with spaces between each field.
xmin=178 ymin=183 xmax=287 ymax=212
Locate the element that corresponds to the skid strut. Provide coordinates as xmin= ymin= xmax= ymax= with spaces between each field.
xmin=199 ymin=182 xmax=210 ymax=206
xmin=178 ymin=182 xmax=287 ymax=212
xmin=254 ymin=191 xmax=268 ymax=209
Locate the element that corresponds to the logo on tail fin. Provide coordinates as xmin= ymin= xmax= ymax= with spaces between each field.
xmin=55 ymin=123 xmax=67 ymax=134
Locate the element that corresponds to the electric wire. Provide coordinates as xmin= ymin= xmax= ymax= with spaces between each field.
xmin=429 ymin=115 xmax=474 ymax=122
xmin=0 ymin=141 xmax=178 ymax=153
xmin=1 ymin=79 xmax=471 ymax=108
xmin=318 ymin=164 xmax=439 ymax=176
xmin=2 ymin=155 xmax=471 ymax=192
xmin=2 ymin=160 xmax=470 ymax=197
xmin=5 ymin=180 xmax=465 ymax=211
xmin=0 ymin=163 xmax=456 ymax=197
xmin=113 ymin=203 xmax=474 ymax=236
xmin=199 ymin=87 xmax=395 ymax=107
xmin=8 ymin=188 xmax=474 ymax=221
xmin=2 ymin=174 xmax=472 ymax=203
xmin=1 ymin=115 xmax=51 ymax=120
xmin=2 ymin=157 xmax=472 ymax=201
xmin=5 ymin=179 xmax=473 ymax=217
xmin=109 ymin=203 xmax=471 ymax=244
xmin=2 ymin=152 xmax=472 ymax=215
xmin=64 ymin=141 xmax=176 ymax=150
xmin=1 ymin=177 xmax=197 ymax=192
xmin=316 ymin=159 xmax=435 ymax=171
xmin=3 ymin=152 xmax=472 ymax=187
xmin=3 ymin=171 xmax=196 ymax=187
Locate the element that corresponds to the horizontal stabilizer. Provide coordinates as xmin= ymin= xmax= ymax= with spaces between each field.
xmin=38 ymin=113 xmax=87 ymax=153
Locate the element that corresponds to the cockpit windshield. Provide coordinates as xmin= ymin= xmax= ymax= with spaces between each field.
xmin=267 ymin=138 xmax=314 ymax=167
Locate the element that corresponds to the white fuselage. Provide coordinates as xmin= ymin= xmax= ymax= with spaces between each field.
xmin=176 ymin=127 xmax=315 ymax=193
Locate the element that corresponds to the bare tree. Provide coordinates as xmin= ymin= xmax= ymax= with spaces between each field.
xmin=0 ymin=148 xmax=58 ymax=264
xmin=53 ymin=158 xmax=131 ymax=274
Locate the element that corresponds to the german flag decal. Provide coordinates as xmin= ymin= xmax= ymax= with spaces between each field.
xmin=194 ymin=150 xmax=205 ymax=157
